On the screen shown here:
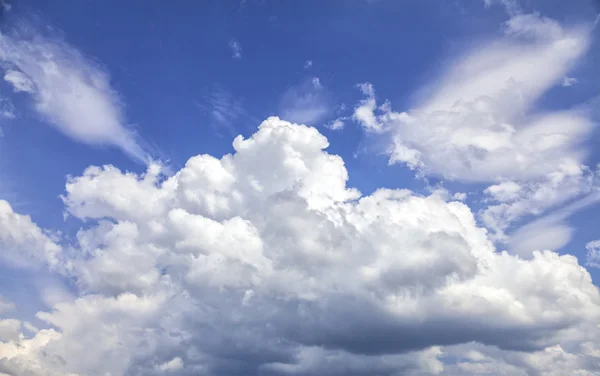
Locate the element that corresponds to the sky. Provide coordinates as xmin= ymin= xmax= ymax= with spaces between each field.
xmin=1 ymin=0 xmax=600 ymax=375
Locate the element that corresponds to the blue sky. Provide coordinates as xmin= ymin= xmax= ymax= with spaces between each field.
xmin=1 ymin=1 xmax=600 ymax=375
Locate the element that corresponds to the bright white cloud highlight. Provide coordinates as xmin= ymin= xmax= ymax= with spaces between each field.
xmin=0 ymin=200 xmax=61 ymax=270
xmin=1 ymin=118 xmax=599 ymax=375
xmin=0 ymin=30 xmax=148 ymax=162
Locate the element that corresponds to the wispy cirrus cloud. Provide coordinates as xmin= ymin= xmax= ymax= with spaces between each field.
xmin=279 ymin=77 xmax=332 ymax=126
xmin=351 ymin=12 xmax=597 ymax=241
xmin=196 ymin=88 xmax=246 ymax=133
xmin=0 ymin=28 xmax=148 ymax=163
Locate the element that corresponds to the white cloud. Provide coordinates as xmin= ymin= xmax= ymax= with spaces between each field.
xmin=3 ymin=69 xmax=34 ymax=93
xmin=0 ymin=97 xmax=15 ymax=119
xmin=303 ymin=60 xmax=313 ymax=69
xmin=155 ymin=357 xmax=184 ymax=372
xmin=586 ymin=240 xmax=600 ymax=268
xmin=483 ymin=0 xmax=520 ymax=15
xmin=0 ymin=319 xmax=20 ymax=342
xmin=353 ymin=20 xmax=591 ymax=182
xmin=0 ymin=200 xmax=61 ymax=270
xmin=1 ymin=118 xmax=600 ymax=375
xmin=327 ymin=118 xmax=345 ymax=130
xmin=351 ymin=13 xmax=596 ymax=239
xmin=504 ymin=13 xmax=565 ymax=40
xmin=0 ymin=30 xmax=148 ymax=162
xmin=508 ymin=191 xmax=600 ymax=256
xmin=229 ymin=38 xmax=243 ymax=59
xmin=484 ymin=181 xmax=522 ymax=202
xmin=279 ymin=77 xmax=332 ymax=125
xmin=452 ymin=192 xmax=467 ymax=201
xmin=0 ymin=296 xmax=15 ymax=313
xmin=563 ymin=76 xmax=578 ymax=87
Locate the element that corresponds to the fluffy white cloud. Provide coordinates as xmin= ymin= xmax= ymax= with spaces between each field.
xmin=1 ymin=118 xmax=599 ymax=375
xmin=351 ymin=13 xmax=598 ymax=240
xmin=0 ymin=200 xmax=61 ymax=270
xmin=0 ymin=30 xmax=147 ymax=162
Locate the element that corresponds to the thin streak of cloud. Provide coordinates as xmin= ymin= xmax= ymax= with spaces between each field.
xmin=196 ymin=88 xmax=245 ymax=135
xmin=0 ymin=27 xmax=149 ymax=163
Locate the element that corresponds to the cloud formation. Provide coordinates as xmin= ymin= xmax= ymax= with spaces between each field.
xmin=587 ymin=240 xmax=600 ymax=268
xmin=1 ymin=118 xmax=599 ymax=375
xmin=0 ymin=29 xmax=148 ymax=162
xmin=279 ymin=77 xmax=332 ymax=126
xmin=351 ymin=13 xmax=598 ymax=240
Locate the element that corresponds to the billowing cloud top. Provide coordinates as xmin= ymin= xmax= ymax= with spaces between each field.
xmin=1 ymin=118 xmax=599 ymax=375
xmin=0 ymin=1 xmax=599 ymax=375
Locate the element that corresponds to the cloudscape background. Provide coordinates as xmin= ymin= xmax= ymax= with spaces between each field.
xmin=1 ymin=0 xmax=600 ymax=375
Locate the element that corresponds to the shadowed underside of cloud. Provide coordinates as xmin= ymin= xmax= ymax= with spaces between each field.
xmin=0 ymin=117 xmax=599 ymax=375
xmin=0 ymin=28 xmax=148 ymax=163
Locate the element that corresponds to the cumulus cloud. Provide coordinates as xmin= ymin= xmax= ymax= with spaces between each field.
xmin=351 ymin=13 xmax=597 ymax=239
xmin=0 ymin=29 xmax=148 ymax=162
xmin=1 ymin=118 xmax=599 ymax=375
xmin=279 ymin=77 xmax=332 ymax=126
xmin=0 ymin=200 xmax=61 ymax=270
